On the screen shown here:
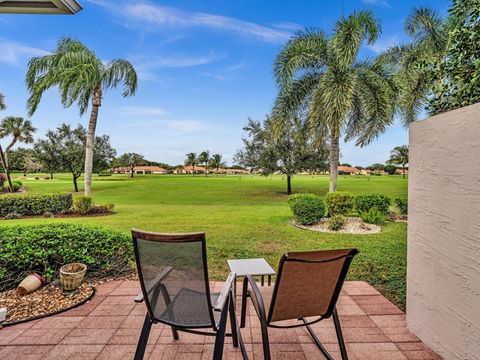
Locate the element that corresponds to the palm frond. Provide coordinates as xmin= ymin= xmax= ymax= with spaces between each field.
xmin=103 ymin=59 xmax=138 ymax=97
xmin=273 ymin=29 xmax=329 ymax=86
xmin=0 ymin=92 xmax=5 ymax=110
xmin=405 ymin=7 xmax=447 ymax=54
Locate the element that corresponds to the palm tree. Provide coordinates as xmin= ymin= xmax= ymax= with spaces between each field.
xmin=185 ymin=152 xmax=198 ymax=174
xmin=25 ymin=37 xmax=138 ymax=196
xmin=198 ymin=151 xmax=210 ymax=177
xmin=209 ymin=153 xmax=224 ymax=174
xmin=0 ymin=117 xmax=36 ymax=192
xmin=0 ymin=93 xmax=5 ymax=111
xmin=379 ymin=7 xmax=447 ymax=124
xmin=388 ymin=145 xmax=409 ymax=178
xmin=273 ymin=11 xmax=397 ymax=192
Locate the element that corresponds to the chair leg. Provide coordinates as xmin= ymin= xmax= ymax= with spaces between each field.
xmin=259 ymin=316 xmax=271 ymax=360
xmin=302 ymin=319 xmax=334 ymax=360
xmin=333 ymin=308 xmax=349 ymax=360
xmin=228 ymin=292 xmax=239 ymax=348
xmin=240 ymin=279 xmax=248 ymax=328
xmin=171 ymin=326 xmax=179 ymax=340
xmin=134 ymin=313 xmax=153 ymax=360
xmin=213 ymin=300 xmax=229 ymax=360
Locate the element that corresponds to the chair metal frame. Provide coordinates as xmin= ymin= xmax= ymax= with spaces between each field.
xmin=240 ymin=249 xmax=359 ymax=360
xmin=132 ymin=229 xmax=248 ymax=360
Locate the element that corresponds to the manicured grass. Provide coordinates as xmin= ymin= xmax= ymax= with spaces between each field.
xmin=2 ymin=173 xmax=408 ymax=309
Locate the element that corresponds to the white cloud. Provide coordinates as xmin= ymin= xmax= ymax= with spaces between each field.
xmin=117 ymin=106 xmax=167 ymax=116
xmin=362 ymin=0 xmax=391 ymax=8
xmin=0 ymin=38 xmax=49 ymax=66
xmin=91 ymin=1 xmax=292 ymax=43
xmin=201 ymin=62 xmax=247 ymax=81
xmin=367 ymin=35 xmax=400 ymax=54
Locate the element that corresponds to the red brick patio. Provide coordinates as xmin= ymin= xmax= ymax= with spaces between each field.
xmin=0 ymin=280 xmax=440 ymax=359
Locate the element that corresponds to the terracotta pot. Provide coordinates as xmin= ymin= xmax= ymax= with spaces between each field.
xmin=17 ymin=273 xmax=45 ymax=295
xmin=59 ymin=263 xmax=87 ymax=292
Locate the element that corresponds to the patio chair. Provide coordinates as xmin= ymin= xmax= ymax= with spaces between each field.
xmin=240 ymin=249 xmax=359 ymax=360
xmin=132 ymin=229 xmax=247 ymax=360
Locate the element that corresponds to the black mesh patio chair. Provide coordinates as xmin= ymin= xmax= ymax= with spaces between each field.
xmin=240 ymin=249 xmax=359 ymax=360
xmin=132 ymin=229 xmax=247 ymax=360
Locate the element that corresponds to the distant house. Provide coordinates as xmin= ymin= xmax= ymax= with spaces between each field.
xmin=359 ymin=169 xmax=372 ymax=175
xmin=338 ymin=166 xmax=359 ymax=175
xmin=112 ymin=166 xmax=167 ymax=174
xmin=179 ymin=166 xmax=206 ymax=174
xmin=395 ymin=169 xmax=409 ymax=175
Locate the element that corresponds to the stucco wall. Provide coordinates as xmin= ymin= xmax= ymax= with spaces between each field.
xmin=408 ymin=103 xmax=480 ymax=360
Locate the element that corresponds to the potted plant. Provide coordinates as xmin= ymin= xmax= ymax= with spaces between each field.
xmin=17 ymin=273 xmax=45 ymax=295
xmin=59 ymin=263 xmax=87 ymax=292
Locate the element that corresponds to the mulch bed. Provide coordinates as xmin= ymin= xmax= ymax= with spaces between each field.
xmin=0 ymin=282 xmax=94 ymax=326
xmin=0 ymin=212 xmax=114 ymax=221
xmin=292 ymin=217 xmax=382 ymax=234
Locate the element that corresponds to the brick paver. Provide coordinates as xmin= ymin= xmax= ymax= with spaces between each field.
xmin=0 ymin=280 xmax=441 ymax=359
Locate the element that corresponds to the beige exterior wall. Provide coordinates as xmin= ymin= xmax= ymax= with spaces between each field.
xmin=408 ymin=103 xmax=480 ymax=360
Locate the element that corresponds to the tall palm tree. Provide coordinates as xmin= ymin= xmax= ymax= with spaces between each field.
xmin=209 ymin=153 xmax=224 ymax=174
xmin=198 ymin=151 xmax=210 ymax=177
xmin=273 ymin=11 xmax=397 ymax=192
xmin=388 ymin=145 xmax=409 ymax=178
xmin=379 ymin=7 xmax=447 ymax=124
xmin=185 ymin=152 xmax=198 ymax=175
xmin=25 ymin=37 xmax=138 ymax=195
xmin=0 ymin=117 xmax=36 ymax=192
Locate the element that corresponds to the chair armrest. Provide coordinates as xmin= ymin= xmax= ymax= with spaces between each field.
xmin=134 ymin=266 xmax=173 ymax=303
xmin=213 ymin=272 xmax=236 ymax=311
xmin=243 ymin=275 xmax=268 ymax=321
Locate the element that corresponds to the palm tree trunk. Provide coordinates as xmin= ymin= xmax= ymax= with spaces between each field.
xmin=402 ymin=164 xmax=405 ymax=179
xmin=329 ymin=130 xmax=340 ymax=193
xmin=0 ymin=145 xmax=13 ymax=192
xmin=287 ymin=174 xmax=292 ymax=195
xmin=84 ymin=88 xmax=101 ymax=196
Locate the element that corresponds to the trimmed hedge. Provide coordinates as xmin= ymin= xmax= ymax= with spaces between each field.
xmin=325 ymin=191 xmax=355 ymax=215
xmin=355 ymin=193 xmax=391 ymax=215
xmin=0 ymin=193 xmax=73 ymax=217
xmin=0 ymin=223 xmax=134 ymax=291
xmin=288 ymin=194 xmax=326 ymax=225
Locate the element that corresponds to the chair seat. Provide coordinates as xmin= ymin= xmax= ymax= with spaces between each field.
xmin=155 ymin=287 xmax=220 ymax=328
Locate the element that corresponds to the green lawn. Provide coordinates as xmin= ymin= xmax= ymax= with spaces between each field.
xmin=2 ymin=173 xmax=408 ymax=309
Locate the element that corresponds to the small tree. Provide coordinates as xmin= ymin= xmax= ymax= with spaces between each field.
xmin=384 ymin=164 xmax=397 ymax=175
xmin=388 ymin=145 xmax=409 ymax=178
xmin=198 ymin=151 xmax=210 ymax=177
xmin=235 ymin=116 xmax=328 ymax=194
xmin=118 ymin=153 xmax=144 ymax=178
xmin=0 ymin=117 xmax=36 ymax=192
xmin=184 ymin=152 xmax=198 ymax=174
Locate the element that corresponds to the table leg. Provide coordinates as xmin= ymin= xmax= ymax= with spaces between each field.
xmin=268 ymin=275 xmax=271 ymax=286
xmin=261 ymin=275 xmax=264 ymax=287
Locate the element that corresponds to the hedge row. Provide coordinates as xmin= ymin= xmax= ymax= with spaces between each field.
xmin=0 ymin=223 xmax=134 ymax=291
xmin=0 ymin=193 xmax=73 ymax=217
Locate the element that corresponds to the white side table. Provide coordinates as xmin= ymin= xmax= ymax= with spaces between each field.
xmin=227 ymin=258 xmax=275 ymax=295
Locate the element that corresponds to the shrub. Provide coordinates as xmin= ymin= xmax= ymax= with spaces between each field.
xmin=74 ymin=196 xmax=94 ymax=215
xmin=326 ymin=215 xmax=346 ymax=231
xmin=0 ymin=193 xmax=73 ymax=217
xmin=0 ymin=223 xmax=134 ymax=291
xmin=384 ymin=164 xmax=397 ymax=175
xmin=93 ymin=203 xmax=115 ymax=214
xmin=0 ymin=173 xmax=6 ymax=187
xmin=43 ymin=212 xmax=55 ymax=218
xmin=288 ymin=194 xmax=326 ymax=225
xmin=98 ymin=170 xmax=112 ymax=177
xmin=360 ymin=207 xmax=385 ymax=225
xmin=395 ymin=198 xmax=408 ymax=215
xmin=325 ymin=191 xmax=355 ymax=215
xmin=355 ymin=193 xmax=391 ymax=215
xmin=12 ymin=181 xmax=22 ymax=192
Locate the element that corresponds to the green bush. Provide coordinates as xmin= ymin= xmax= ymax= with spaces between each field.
xmin=73 ymin=196 xmax=94 ymax=215
xmin=360 ymin=207 xmax=385 ymax=225
xmin=0 ymin=223 xmax=134 ymax=291
xmin=325 ymin=191 xmax=355 ymax=215
xmin=355 ymin=193 xmax=391 ymax=215
xmin=12 ymin=181 xmax=22 ymax=192
xmin=395 ymin=198 xmax=408 ymax=215
xmin=0 ymin=193 xmax=73 ymax=217
xmin=288 ymin=194 xmax=326 ymax=225
xmin=326 ymin=215 xmax=346 ymax=231
xmin=0 ymin=173 xmax=6 ymax=187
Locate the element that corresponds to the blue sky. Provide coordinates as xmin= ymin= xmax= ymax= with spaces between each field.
xmin=0 ymin=0 xmax=449 ymax=166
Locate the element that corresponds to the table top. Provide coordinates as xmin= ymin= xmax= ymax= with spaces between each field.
xmin=227 ymin=258 xmax=276 ymax=277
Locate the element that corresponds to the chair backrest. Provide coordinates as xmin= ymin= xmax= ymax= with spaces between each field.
xmin=267 ymin=249 xmax=359 ymax=323
xmin=132 ymin=229 xmax=215 ymax=328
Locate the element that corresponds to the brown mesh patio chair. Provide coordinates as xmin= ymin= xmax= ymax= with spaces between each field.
xmin=132 ymin=229 xmax=247 ymax=360
xmin=240 ymin=249 xmax=359 ymax=360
